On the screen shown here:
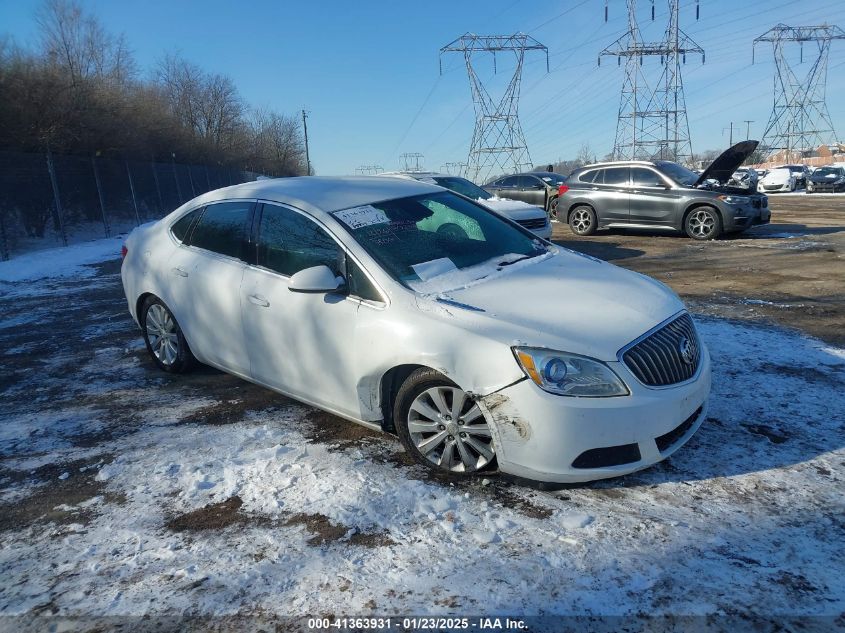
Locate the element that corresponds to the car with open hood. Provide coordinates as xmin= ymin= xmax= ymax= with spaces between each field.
xmin=121 ymin=176 xmax=711 ymax=485
xmin=379 ymin=171 xmax=551 ymax=239
xmin=557 ymin=141 xmax=770 ymax=240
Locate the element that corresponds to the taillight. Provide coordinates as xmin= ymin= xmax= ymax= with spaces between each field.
xmin=121 ymin=244 xmax=128 ymax=259
xmin=558 ymin=184 xmax=569 ymax=195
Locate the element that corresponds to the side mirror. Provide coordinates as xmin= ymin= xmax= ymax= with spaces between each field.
xmin=289 ymin=265 xmax=345 ymax=294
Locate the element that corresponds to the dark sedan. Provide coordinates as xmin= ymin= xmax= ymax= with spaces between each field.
xmin=483 ymin=171 xmax=567 ymax=216
xmin=807 ymin=166 xmax=845 ymax=193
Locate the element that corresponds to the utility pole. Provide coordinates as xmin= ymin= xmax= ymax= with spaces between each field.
xmin=753 ymin=24 xmax=845 ymax=159
xmin=440 ymin=33 xmax=548 ymax=184
xmin=600 ymin=0 xmax=704 ymax=162
xmin=743 ymin=120 xmax=754 ymax=140
xmin=722 ymin=122 xmax=734 ymax=145
xmin=301 ymin=109 xmax=312 ymax=176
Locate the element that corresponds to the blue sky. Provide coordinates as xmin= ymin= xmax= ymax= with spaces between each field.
xmin=3 ymin=0 xmax=845 ymax=175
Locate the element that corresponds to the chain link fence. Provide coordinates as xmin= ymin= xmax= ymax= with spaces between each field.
xmin=0 ymin=150 xmax=258 ymax=260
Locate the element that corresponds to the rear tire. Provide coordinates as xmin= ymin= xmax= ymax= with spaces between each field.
xmin=140 ymin=296 xmax=196 ymax=373
xmin=394 ymin=368 xmax=495 ymax=477
xmin=684 ymin=206 xmax=722 ymax=240
xmin=568 ymin=205 xmax=597 ymax=236
xmin=548 ymin=196 xmax=559 ymax=218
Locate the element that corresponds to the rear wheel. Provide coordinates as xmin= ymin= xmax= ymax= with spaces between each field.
xmin=568 ymin=205 xmax=597 ymax=236
xmin=685 ymin=206 xmax=722 ymax=240
xmin=394 ymin=368 xmax=495 ymax=476
xmin=548 ymin=196 xmax=559 ymax=218
xmin=140 ymin=296 xmax=196 ymax=373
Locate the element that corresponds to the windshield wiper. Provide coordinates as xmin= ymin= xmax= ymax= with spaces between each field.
xmin=498 ymin=252 xmax=542 ymax=267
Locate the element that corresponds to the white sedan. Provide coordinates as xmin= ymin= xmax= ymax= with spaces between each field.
xmin=121 ymin=177 xmax=711 ymax=484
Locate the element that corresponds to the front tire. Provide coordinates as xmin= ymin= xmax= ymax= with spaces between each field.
xmin=140 ymin=296 xmax=196 ymax=373
xmin=394 ymin=368 xmax=495 ymax=476
xmin=685 ymin=206 xmax=722 ymax=240
xmin=568 ymin=205 xmax=597 ymax=236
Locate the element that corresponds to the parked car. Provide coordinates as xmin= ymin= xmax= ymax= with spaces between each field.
xmin=806 ymin=166 xmax=845 ymax=193
xmin=483 ymin=171 xmax=568 ymax=216
xmin=380 ymin=171 xmax=551 ymax=239
xmin=760 ymin=167 xmax=798 ymax=192
xmin=728 ymin=168 xmax=759 ymax=192
xmin=557 ymin=140 xmax=770 ymax=240
xmin=121 ymin=177 xmax=710 ymax=485
xmin=780 ymin=164 xmax=812 ymax=189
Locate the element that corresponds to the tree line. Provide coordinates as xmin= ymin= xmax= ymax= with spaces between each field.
xmin=0 ymin=0 xmax=307 ymax=176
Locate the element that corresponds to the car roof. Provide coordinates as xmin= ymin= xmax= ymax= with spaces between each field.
xmin=178 ymin=176 xmax=442 ymax=216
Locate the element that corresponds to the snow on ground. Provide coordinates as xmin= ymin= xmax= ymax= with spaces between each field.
xmin=0 ymin=242 xmax=844 ymax=625
xmin=0 ymin=235 xmax=126 ymax=283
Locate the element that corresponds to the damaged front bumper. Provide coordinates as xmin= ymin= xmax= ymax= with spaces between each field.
xmin=476 ymin=347 xmax=711 ymax=483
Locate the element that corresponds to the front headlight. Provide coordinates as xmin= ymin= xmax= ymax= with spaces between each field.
xmin=717 ymin=195 xmax=750 ymax=205
xmin=513 ymin=347 xmax=629 ymax=397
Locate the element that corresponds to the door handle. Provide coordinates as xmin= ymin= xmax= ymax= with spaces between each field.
xmin=171 ymin=267 xmax=188 ymax=277
xmin=248 ymin=294 xmax=270 ymax=307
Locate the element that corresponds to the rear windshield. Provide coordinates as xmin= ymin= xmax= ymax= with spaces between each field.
xmin=534 ymin=173 xmax=566 ymax=185
xmin=433 ymin=176 xmax=492 ymax=200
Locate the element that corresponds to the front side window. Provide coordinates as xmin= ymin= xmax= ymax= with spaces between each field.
xmin=189 ymin=201 xmax=252 ymax=260
xmin=630 ymin=168 xmax=666 ymax=188
xmin=257 ymin=204 xmax=342 ymax=277
xmin=497 ymin=176 xmax=520 ymax=187
xmin=332 ymin=191 xmax=548 ymax=292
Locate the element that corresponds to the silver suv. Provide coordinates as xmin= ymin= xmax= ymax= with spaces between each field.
xmin=557 ymin=141 xmax=770 ymax=240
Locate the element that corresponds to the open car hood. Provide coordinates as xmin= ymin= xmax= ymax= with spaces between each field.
xmin=695 ymin=140 xmax=759 ymax=187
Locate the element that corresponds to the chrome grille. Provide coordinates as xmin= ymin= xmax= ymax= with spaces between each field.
xmin=516 ymin=217 xmax=548 ymax=229
xmin=622 ymin=313 xmax=700 ymax=387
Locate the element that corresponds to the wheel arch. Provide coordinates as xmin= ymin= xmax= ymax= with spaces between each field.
xmin=681 ymin=202 xmax=722 ymax=230
xmin=378 ymin=363 xmax=432 ymax=433
xmin=565 ymin=200 xmax=596 ymax=222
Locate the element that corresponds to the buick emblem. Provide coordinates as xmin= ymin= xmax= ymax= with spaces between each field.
xmin=678 ymin=336 xmax=695 ymax=365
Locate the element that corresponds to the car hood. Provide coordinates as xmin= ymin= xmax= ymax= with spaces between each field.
xmin=415 ymin=250 xmax=684 ymax=362
xmin=762 ymin=170 xmax=792 ymax=184
xmin=695 ymin=140 xmax=759 ymax=187
xmin=478 ymin=197 xmax=547 ymax=220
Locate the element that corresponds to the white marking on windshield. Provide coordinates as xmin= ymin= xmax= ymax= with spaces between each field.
xmin=333 ymin=205 xmax=389 ymax=229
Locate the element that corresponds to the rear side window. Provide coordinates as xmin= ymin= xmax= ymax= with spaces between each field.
xmin=190 ymin=201 xmax=253 ymax=260
xmin=579 ymin=170 xmax=599 ymax=183
xmin=170 ymin=208 xmax=203 ymax=243
xmin=257 ymin=204 xmax=343 ymax=276
xmin=517 ymin=175 xmax=541 ymax=188
xmin=498 ymin=176 xmax=520 ymax=187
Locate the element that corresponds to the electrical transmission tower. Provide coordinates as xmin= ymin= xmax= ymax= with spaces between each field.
xmin=600 ymin=0 xmax=704 ymax=162
xmin=399 ymin=152 xmax=425 ymax=171
xmin=440 ymin=34 xmax=548 ymax=184
xmin=753 ymin=24 xmax=845 ymax=159
xmin=440 ymin=161 xmax=467 ymax=175
xmin=355 ymin=165 xmax=384 ymax=175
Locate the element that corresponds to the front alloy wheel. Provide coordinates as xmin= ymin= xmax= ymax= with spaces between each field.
xmin=569 ymin=205 xmax=597 ymax=236
xmin=685 ymin=207 xmax=722 ymax=240
xmin=395 ymin=369 xmax=495 ymax=475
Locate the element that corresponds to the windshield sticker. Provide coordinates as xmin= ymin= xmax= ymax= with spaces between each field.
xmin=541 ymin=177 xmax=552 ymax=182
xmin=412 ymin=258 xmax=457 ymax=281
xmin=334 ymin=205 xmax=389 ymax=229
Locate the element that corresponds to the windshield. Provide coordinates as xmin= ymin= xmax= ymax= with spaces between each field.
xmin=654 ymin=161 xmax=699 ymax=186
xmin=332 ymin=191 xmax=547 ymax=291
xmin=433 ymin=176 xmax=492 ymax=200
xmin=813 ymin=168 xmax=841 ymax=177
